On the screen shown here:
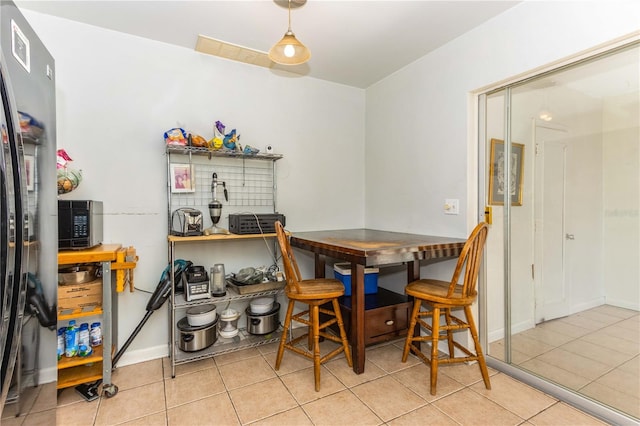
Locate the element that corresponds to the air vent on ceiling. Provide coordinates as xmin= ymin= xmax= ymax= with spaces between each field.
xmin=195 ymin=35 xmax=306 ymax=76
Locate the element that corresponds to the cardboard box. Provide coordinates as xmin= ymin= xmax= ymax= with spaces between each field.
xmin=58 ymin=278 xmax=102 ymax=310
xmin=333 ymin=263 xmax=379 ymax=296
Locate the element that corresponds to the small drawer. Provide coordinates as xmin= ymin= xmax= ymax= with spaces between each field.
xmin=332 ymin=288 xmax=414 ymax=346
xmin=365 ymin=304 xmax=410 ymax=341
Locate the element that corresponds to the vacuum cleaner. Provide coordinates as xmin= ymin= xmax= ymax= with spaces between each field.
xmin=26 ymin=273 xmax=56 ymax=330
xmin=75 ymin=259 xmax=191 ymax=400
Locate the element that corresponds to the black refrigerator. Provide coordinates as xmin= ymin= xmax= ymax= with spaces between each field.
xmin=0 ymin=1 xmax=57 ymax=416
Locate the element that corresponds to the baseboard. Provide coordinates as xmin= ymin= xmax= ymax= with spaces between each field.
xmin=488 ymin=318 xmax=535 ymax=343
xmin=37 ymin=366 xmax=57 ymax=385
xmin=603 ymin=297 xmax=639 ymax=311
xmin=113 ymin=344 xmax=168 ymax=368
xmin=571 ymin=297 xmax=605 ymax=314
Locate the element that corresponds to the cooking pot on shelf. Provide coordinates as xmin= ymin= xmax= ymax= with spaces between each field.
xmin=58 ymin=264 xmax=98 ymax=285
xmin=186 ymin=304 xmax=216 ymax=327
xmin=246 ymin=303 xmax=280 ymax=335
xmin=177 ymin=316 xmax=218 ymax=352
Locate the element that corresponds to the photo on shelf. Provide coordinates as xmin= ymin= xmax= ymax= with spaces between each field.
xmin=170 ymin=163 xmax=195 ymax=193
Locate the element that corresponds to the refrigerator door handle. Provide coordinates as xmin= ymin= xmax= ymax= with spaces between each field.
xmin=0 ymin=61 xmax=28 ymax=409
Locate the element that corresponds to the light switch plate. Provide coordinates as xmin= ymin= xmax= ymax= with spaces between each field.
xmin=444 ymin=199 xmax=459 ymax=215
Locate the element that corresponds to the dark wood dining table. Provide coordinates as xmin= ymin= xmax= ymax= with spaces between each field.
xmin=289 ymin=228 xmax=466 ymax=374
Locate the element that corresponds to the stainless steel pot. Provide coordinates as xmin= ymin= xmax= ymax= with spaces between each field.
xmin=245 ymin=303 xmax=280 ymax=335
xmin=58 ymin=264 xmax=98 ymax=285
xmin=177 ymin=316 xmax=218 ymax=351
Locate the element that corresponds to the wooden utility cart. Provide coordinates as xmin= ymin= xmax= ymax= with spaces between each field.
xmin=57 ymin=244 xmax=137 ymax=398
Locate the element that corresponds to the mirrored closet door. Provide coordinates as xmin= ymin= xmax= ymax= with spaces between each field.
xmin=481 ymin=41 xmax=639 ymax=423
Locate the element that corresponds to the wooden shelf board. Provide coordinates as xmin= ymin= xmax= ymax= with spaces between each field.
xmin=57 ymin=362 xmax=102 ymax=389
xmin=58 ymin=345 xmax=105 ymax=370
xmin=58 ymin=244 xmax=122 ymax=265
xmin=57 ymin=305 xmax=103 ymax=321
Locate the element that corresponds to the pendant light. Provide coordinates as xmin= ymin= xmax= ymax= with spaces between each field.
xmin=269 ymin=0 xmax=311 ymax=65
xmin=538 ymin=86 xmax=553 ymax=121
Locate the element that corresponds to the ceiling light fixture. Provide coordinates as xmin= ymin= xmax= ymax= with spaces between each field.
xmin=268 ymin=0 xmax=310 ymax=66
xmin=538 ymin=109 xmax=553 ymax=122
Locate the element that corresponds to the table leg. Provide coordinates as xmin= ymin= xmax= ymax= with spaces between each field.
xmin=407 ymin=260 xmax=420 ymax=282
xmin=314 ymin=254 xmax=325 ymax=278
xmin=407 ymin=261 xmax=421 ymax=349
xmin=351 ymin=263 xmax=366 ymax=374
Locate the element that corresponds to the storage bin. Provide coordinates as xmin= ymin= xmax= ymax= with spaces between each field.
xmin=333 ymin=263 xmax=379 ymax=296
xmin=58 ymin=278 xmax=102 ymax=311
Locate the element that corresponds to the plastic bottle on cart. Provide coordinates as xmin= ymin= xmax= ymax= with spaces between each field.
xmin=57 ymin=327 xmax=65 ymax=360
xmin=90 ymin=322 xmax=102 ymax=346
xmin=78 ymin=344 xmax=92 ymax=357
xmin=64 ymin=320 xmax=78 ymax=357
xmin=79 ymin=323 xmax=90 ymax=348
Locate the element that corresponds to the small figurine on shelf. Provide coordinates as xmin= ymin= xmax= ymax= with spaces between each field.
xmin=223 ymin=129 xmax=239 ymax=151
xmin=213 ymin=120 xmax=241 ymax=152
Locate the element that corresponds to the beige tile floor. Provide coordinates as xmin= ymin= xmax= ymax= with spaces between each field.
xmin=3 ymin=335 xmax=612 ymax=426
xmin=489 ymin=304 xmax=640 ymax=420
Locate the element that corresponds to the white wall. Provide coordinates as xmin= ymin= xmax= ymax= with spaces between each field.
xmin=603 ymin=93 xmax=640 ymax=309
xmin=22 ymin=10 xmax=366 ymax=375
xmin=365 ymin=2 xmax=640 ymax=310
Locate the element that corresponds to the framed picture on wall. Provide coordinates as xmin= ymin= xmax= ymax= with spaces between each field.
xmin=24 ymin=154 xmax=35 ymax=191
xmin=170 ymin=163 xmax=195 ymax=193
xmin=488 ymin=138 xmax=524 ymax=206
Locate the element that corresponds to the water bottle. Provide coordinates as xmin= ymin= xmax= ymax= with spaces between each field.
xmin=57 ymin=327 xmax=65 ymax=360
xmin=90 ymin=322 xmax=102 ymax=346
xmin=64 ymin=320 xmax=78 ymax=357
xmin=79 ymin=323 xmax=90 ymax=348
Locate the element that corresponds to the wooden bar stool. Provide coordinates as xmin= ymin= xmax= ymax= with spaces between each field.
xmin=401 ymin=222 xmax=491 ymax=395
xmin=274 ymin=221 xmax=352 ymax=391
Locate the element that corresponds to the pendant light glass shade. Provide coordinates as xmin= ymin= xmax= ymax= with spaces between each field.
xmin=269 ymin=0 xmax=310 ymax=65
xmin=269 ymin=30 xmax=311 ymax=65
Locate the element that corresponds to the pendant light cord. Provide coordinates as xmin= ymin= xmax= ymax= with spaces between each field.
xmin=288 ymin=0 xmax=292 ymax=31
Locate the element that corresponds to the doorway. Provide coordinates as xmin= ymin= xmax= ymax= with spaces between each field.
xmin=480 ymin=41 xmax=639 ymax=423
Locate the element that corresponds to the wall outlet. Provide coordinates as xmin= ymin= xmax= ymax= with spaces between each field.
xmin=444 ymin=199 xmax=459 ymax=215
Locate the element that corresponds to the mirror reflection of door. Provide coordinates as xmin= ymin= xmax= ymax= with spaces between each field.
xmin=535 ymin=135 xmax=570 ymax=323
xmin=482 ymin=41 xmax=639 ymax=422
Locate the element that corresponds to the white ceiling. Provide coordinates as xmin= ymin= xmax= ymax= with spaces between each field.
xmin=16 ymin=0 xmax=520 ymax=88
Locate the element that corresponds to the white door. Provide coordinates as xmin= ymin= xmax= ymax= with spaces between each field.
xmin=534 ymin=136 xmax=571 ymax=323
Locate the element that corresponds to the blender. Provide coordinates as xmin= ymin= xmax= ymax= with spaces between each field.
xmin=204 ymin=172 xmax=230 ymax=235
xmin=210 ymin=264 xmax=226 ymax=297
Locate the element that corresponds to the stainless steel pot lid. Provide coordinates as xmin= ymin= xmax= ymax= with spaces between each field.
xmin=177 ymin=315 xmax=218 ymax=331
xmin=246 ymin=302 xmax=280 ymax=317
xmin=250 ymin=297 xmax=274 ymax=310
